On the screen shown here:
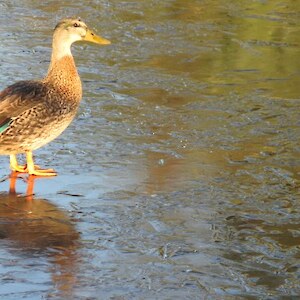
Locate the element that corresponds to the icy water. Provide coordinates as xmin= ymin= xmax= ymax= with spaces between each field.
xmin=0 ymin=0 xmax=300 ymax=299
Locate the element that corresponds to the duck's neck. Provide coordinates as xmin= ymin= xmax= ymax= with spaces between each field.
xmin=43 ymin=40 xmax=82 ymax=103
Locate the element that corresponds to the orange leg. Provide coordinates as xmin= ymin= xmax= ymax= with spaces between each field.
xmin=25 ymin=175 xmax=36 ymax=200
xmin=9 ymin=171 xmax=18 ymax=194
xmin=26 ymin=151 xmax=57 ymax=176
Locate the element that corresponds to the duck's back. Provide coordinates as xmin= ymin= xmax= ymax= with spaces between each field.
xmin=0 ymin=78 xmax=80 ymax=154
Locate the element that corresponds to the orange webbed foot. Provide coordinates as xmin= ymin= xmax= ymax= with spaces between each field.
xmin=26 ymin=152 xmax=57 ymax=177
xmin=10 ymin=153 xmax=57 ymax=177
xmin=10 ymin=154 xmax=27 ymax=173
xmin=28 ymin=168 xmax=57 ymax=177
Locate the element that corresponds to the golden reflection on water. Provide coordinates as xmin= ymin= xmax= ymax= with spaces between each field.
xmin=144 ymin=143 xmax=280 ymax=194
xmin=0 ymin=174 xmax=80 ymax=298
xmin=114 ymin=0 xmax=300 ymax=100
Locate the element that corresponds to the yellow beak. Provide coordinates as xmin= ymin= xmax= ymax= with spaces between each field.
xmin=83 ymin=29 xmax=111 ymax=45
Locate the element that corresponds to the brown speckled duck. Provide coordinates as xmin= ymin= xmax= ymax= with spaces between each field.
xmin=0 ymin=18 xmax=110 ymax=176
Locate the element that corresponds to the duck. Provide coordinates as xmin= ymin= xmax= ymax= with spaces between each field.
xmin=0 ymin=18 xmax=110 ymax=176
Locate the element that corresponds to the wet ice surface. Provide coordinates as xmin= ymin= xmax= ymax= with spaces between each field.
xmin=0 ymin=0 xmax=300 ymax=299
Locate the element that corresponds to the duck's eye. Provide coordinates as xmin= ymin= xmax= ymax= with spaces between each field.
xmin=73 ymin=23 xmax=80 ymax=28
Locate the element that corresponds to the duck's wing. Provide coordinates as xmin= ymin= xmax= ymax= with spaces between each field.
xmin=0 ymin=81 xmax=47 ymax=132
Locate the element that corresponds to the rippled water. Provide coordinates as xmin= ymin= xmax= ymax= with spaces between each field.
xmin=0 ymin=1 xmax=300 ymax=299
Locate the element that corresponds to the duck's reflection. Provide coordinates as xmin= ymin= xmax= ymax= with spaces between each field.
xmin=0 ymin=172 xmax=80 ymax=298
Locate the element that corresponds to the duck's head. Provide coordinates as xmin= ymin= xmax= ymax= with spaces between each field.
xmin=52 ymin=18 xmax=110 ymax=58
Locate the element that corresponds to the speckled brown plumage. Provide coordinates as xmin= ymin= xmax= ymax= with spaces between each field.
xmin=0 ymin=18 xmax=110 ymax=176
xmin=0 ymin=57 xmax=81 ymax=153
